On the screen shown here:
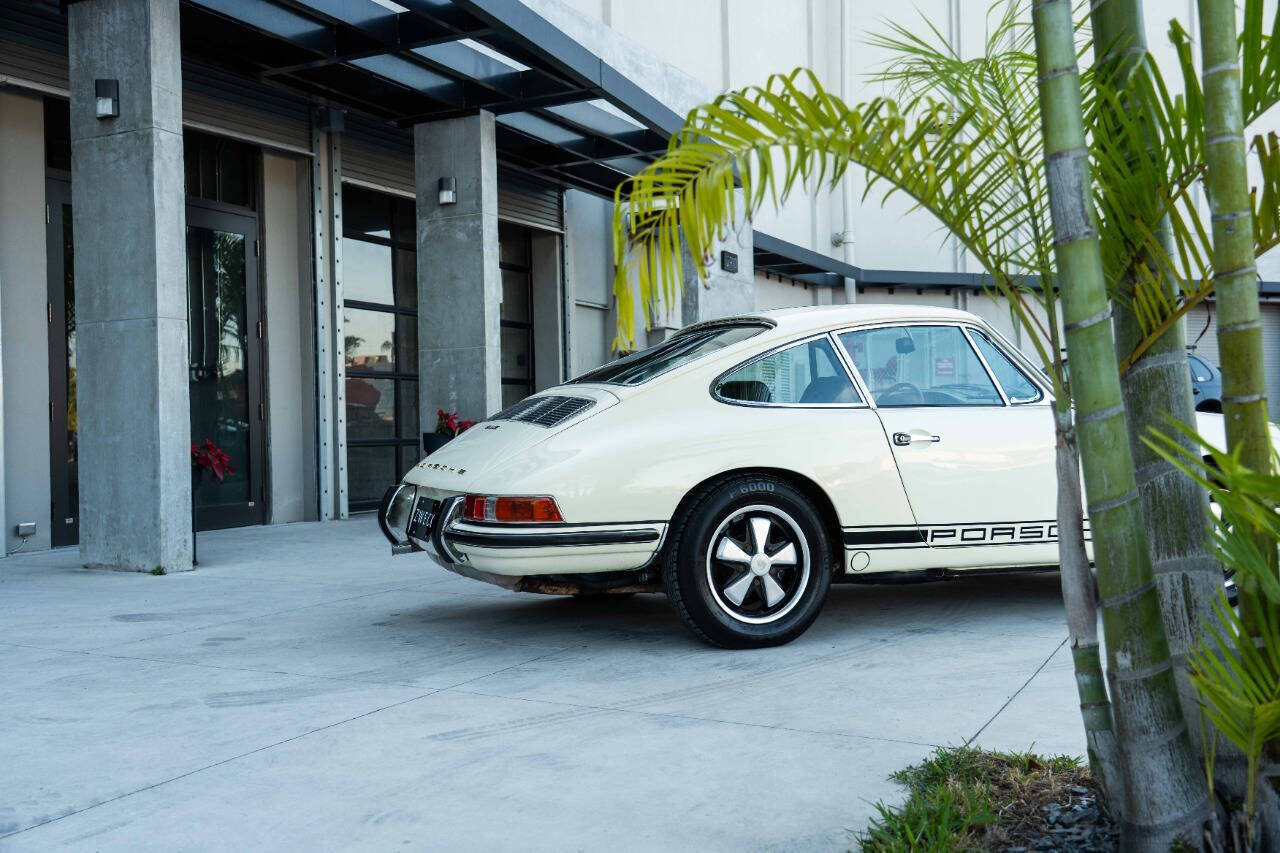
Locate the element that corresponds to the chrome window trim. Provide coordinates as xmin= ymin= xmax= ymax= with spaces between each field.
xmin=967 ymin=325 xmax=1052 ymax=403
xmin=964 ymin=326 xmax=1046 ymax=405
xmin=961 ymin=326 xmax=1011 ymax=405
xmin=708 ymin=331 xmax=870 ymax=409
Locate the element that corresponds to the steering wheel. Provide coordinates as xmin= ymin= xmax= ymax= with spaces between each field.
xmin=881 ymin=382 xmax=924 ymax=405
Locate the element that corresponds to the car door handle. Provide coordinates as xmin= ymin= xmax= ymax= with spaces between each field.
xmin=893 ymin=431 xmax=941 ymax=447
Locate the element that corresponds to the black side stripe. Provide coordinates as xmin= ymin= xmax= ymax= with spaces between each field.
xmin=843 ymin=530 xmax=927 ymax=546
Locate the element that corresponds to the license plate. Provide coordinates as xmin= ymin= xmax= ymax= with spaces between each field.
xmin=407 ymin=497 xmax=439 ymax=541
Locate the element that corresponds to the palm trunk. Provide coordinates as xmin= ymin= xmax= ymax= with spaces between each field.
xmin=1031 ymin=1 xmax=1209 ymax=847
xmin=1091 ymin=0 xmax=1222 ymax=752
xmin=1198 ymin=0 xmax=1277 ymax=623
xmin=1053 ymin=402 xmax=1124 ymax=804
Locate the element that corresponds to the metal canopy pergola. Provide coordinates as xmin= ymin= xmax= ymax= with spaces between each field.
xmin=179 ymin=0 xmax=851 ymax=282
xmin=183 ymin=0 xmax=676 ymax=197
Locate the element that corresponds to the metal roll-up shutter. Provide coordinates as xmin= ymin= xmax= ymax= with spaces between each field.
xmin=182 ymin=59 xmax=311 ymax=156
xmin=342 ymin=114 xmax=415 ymax=197
xmin=0 ymin=4 xmax=311 ymax=155
xmin=0 ymin=0 xmax=68 ymax=94
xmin=1185 ymin=303 xmax=1221 ymax=366
xmin=499 ymin=169 xmax=563 ymax=232
xmin=1261 ymin=303 xmax=1280 ymax=421
xmin=1185 ymin=301 xmax=1280 ymax=422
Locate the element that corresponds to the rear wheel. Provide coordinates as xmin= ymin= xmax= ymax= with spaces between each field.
xmin=663 ymin=475 xmax=832 ymax=648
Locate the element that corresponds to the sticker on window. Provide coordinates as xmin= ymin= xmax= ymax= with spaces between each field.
xmin=935 ymin=356 xmax=955 ymax=377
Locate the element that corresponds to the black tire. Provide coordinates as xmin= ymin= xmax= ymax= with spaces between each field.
xmin=663 ymin=474 xmax=833 ymax=648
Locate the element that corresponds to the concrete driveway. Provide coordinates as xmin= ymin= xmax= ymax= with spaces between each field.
xmin=1 ymin=519 xmax=1081 ymax=851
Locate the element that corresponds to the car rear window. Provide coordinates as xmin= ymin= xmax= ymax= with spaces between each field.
xmin=569 ymin=323 xmax=769 ymax=386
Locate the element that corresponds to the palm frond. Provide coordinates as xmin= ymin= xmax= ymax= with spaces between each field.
xmin=612 ymin=68 xmax=1041 ymax=350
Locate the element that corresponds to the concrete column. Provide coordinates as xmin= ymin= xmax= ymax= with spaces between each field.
xmin=681 ymin=199 xmax=756 ymax=323
xmin=69 ymin=0 xmax=192 ymax=571
xmin=414 ymin=112 xmax=502 ymax=422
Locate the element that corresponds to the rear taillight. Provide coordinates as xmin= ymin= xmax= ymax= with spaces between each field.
xmin=462 ymin=495 xmax=564 ymax=523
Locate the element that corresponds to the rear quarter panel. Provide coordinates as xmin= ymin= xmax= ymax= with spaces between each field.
xmin=469 ymin=370 xmax=914 ymax=529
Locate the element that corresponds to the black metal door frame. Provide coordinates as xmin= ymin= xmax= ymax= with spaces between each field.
xmin=186 ymin=201 xmax=267 ymax=531
xmin=46 ymin=177 xmax=77 ymax=547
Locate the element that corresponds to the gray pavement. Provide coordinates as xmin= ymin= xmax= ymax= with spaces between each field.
xmin=0 ymin=519 xmax=1082 ymax=851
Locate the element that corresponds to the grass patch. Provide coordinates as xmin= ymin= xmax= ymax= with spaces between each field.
xmin=150 ymin=566 xmax=166 ymax=576
xmin=859 ymin=746 xmax=1096 ymax=851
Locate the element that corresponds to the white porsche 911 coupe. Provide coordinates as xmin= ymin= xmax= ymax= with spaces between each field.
xmin=379 ymin=304 xmax=1238 ymax=648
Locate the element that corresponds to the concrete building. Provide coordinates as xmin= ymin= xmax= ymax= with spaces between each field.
xmin=0 ymin=0 xmax=1276 ymax=566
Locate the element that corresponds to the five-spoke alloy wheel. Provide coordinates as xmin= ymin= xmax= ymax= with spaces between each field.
xmin=706 ymin=506 xmax=810 ymax=624
xmin=664 ymin=475 xmax=832 ymax=648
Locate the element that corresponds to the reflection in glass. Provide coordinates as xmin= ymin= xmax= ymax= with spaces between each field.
xmin=501 ymin=269 xmax=531 ymax=323
xmin=343 ymin=238 xmax=394 ymax=304
xmin=716 ymin=338 xmax=858 ymax=404
xmin=501 ymin=327 xmax=531 ymax=382
xmin=187 ymin=226 xmax=251 ymax=507
xmin=62 ymin=204 xmax=78 ymax=520
xmin=348 ymin=445 xmax=397 ymax=505
xmin=346 ymin=377 xmax=395 ymax=440
xmin=344 ymin=308 xmax=395 ymax=372
xmin=840 ymin=325 xmax=1003 ymax=407
xmin=400 ymin=380 xmax=419 ymax=440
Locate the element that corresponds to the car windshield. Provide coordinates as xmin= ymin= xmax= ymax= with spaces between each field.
xmin=569 ymin=323 xmax=769 ymax=386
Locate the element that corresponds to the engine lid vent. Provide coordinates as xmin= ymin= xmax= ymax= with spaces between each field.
xmin=494 ymin=395 xmax=596 ymax=428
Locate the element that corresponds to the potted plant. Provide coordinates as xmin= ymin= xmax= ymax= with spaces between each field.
xmin=190 ymin=439 xmax=233 ymax=566
xmin=423 ymin=409 xmax=476 ymax=455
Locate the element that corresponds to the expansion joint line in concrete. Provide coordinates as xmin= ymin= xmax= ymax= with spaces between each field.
xmin=965 ymin=636 xmax=1069 ymax=745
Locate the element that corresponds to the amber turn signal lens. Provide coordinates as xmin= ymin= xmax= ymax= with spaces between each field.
xmin=462 ymin=495 xmax=563 ymax=523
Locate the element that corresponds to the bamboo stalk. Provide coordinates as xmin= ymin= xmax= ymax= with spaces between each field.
xmin=1091 ymin=0 xmax=1222 ymax=756
xmin=1031 ymin=1 xmax=1209 ymax=846
xmin=1197 ymin=0 xmax=1277 ymax=624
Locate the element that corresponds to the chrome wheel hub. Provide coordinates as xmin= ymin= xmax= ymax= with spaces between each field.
xmin=706 ymin=505 xmax=810 ymax=625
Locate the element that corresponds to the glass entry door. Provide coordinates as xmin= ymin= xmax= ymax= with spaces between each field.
xmin=46 ymin=179 xmax=78 ymax=547
xmin=186 ymin=205 xmax=266 ymax=529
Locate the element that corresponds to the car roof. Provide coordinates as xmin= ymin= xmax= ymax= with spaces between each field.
xmin=687 ymin=304 xmax=984 ymax=337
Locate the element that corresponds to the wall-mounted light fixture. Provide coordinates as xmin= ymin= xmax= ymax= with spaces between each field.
xmin=437 ymin=177 xmax=457 ymax=205
xmin=94 ymin=79 xmax=119 ymax=119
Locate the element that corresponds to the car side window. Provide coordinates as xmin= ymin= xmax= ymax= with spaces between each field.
xmin=839 ymin=325 xmax=1003 ymax=407
xmin=715 ymin=337 xmax=860 ymax=405
xmin=969 ymin=329 xmax=1043 ymax=403
xmin=1189 ymin=355 xmax=1212 ymax=382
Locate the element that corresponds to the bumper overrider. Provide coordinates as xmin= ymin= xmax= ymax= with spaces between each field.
xmin=377 ymin=484 xmax=667 ymax=589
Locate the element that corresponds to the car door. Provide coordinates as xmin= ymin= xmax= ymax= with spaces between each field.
xmin=836 ymin=323 xmax=1059 ymax=569
xmin=710 ymin=332 xmax=924 ymax=573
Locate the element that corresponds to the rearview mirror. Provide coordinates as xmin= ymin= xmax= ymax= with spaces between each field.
xmin=895 ymin=336 xmax=916 ymax=355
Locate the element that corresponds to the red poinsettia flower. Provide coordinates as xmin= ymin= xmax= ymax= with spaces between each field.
xmin=435 ymin=409 xmax=474 ymax=437
xmin=191 ymin=439 xmax=234 ymax=481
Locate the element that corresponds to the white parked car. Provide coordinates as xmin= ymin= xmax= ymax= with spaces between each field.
xmin=379 ymin=304 xmax=1235 ymax=648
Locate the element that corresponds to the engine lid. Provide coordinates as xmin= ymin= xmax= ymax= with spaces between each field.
xmin=403 ymin=386 xmax=619 ymax=492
